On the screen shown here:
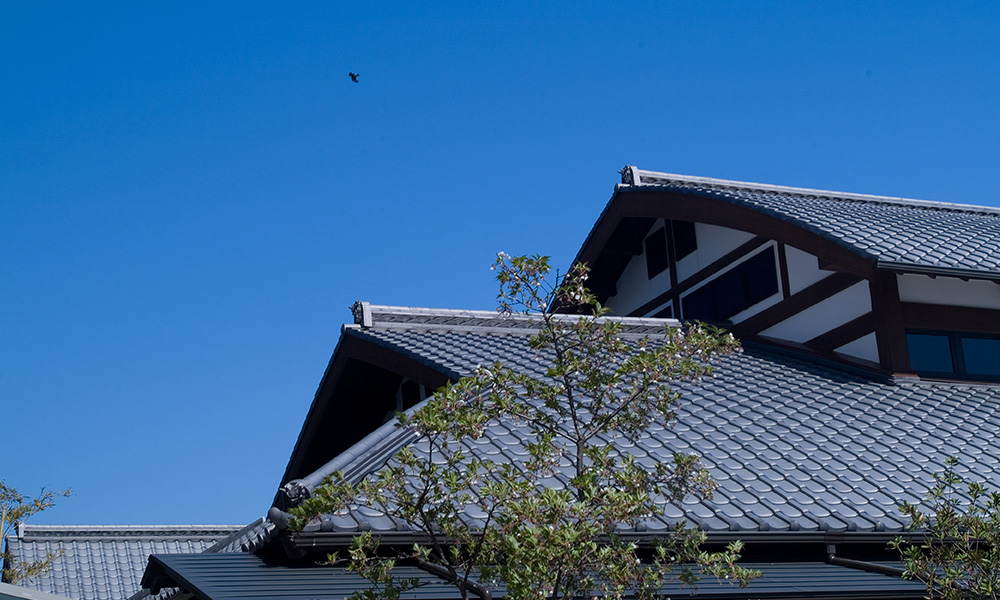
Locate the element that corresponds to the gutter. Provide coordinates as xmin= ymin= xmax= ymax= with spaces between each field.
xmin=876 ymin=261 xmax=1000 ymax=282
xmin=289 ymin=529 xmax=926 ymax=550
xmin=415 ymin=559 xmax=492 ymax=600
xmin=826 ymin=543 xmax=906 ymax=578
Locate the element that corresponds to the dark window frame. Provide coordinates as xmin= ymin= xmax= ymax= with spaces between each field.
xmin=643 ymin=220 xmax=699 ymax=281
xmin=671 ymin=220 xmax=697 ymax=261
xmin=681 ymin=246 xmax=779 ymax=323
xmin=906 ymin=329 xmax=1000 ymax=382
xmin=643 ymin=226 xmax=670 ymax=280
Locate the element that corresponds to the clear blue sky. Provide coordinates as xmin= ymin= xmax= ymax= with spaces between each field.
xmin=2 ymin=2 xmax=998 ymax=526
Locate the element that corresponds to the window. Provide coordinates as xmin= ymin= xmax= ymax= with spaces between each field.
xmin=644 ymin=221 xmax=698 ymax=280
xmin=906 ymin=330 xmax=1000 ymax=381
xmin=907 ymin=333 xmax=954 ymax=373
xmin=682 ymin=247 xmax=779 ymax=322
xmin=962 ymin=338 xmax=1000 ymax=377
xmin=644 ymin=227 xmax=669 ymax=279
xmin=672 ymin=220 xmax=697 ymax=261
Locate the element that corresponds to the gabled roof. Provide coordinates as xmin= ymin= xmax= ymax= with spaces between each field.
xmin=4 ymin=524 xmax=251 ymax=600
xmin=579 ymin=167 xmax=1000 ymax=285
xmin=282 ymin=304 xmax=1000 ymax=544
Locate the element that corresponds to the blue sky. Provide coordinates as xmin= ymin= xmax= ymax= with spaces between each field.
xmin=2 ymin=2 xmax=998 ymax=526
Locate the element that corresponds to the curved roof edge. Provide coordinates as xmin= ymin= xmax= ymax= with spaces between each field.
xmin=575 ymin=167 xmax=1000 ymax=289
xmin=622 ymin=167 xmax=1000 ymax=216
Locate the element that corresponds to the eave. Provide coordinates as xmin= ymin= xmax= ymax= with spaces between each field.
xmin=277 ymin=326 xmax=454 ymax=497
xmin=286 ymin=529 xmax=922 ymax=551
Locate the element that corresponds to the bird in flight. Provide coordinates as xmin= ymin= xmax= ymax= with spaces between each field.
xmin=349 ymin=72 xmax=359 ymax=83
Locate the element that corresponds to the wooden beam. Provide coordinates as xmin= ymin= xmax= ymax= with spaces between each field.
xmin=806 ymin=312 xmax=875 ymax=351
xmin=733 ymin=272 xmax=861 ymax=338
xmin=777 ymin=243 xmax=791 ymax=299
xmin=870 ymin=271 xmax=910 ymax=373
xmin=744 ymin=333 xmax=883 ymax=372
xmin=665 ymin=222 xmax=681 ymax=317
xmin=901 ymin=302 xmax=1000 ymax=335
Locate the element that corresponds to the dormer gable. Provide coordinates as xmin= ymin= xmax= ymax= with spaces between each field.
xmin=574 ymin=167 xmax=1000 ymax=380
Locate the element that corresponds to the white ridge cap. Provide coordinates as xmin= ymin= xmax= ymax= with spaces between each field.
xmin=19 ymin=524 xmax=244 ymax=537
xmin=628 ymin=168 xmax=1000 ymax=215
xmin=361 ymin=303 xmax=681 ymax=328
xmin=367 ymin=304 xmax=501 ymax=319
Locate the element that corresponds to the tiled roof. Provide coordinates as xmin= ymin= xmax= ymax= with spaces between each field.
xmin=5 ymin=525 xmax=248 ymax=600
xmin=297 ymin=304 xmax=1000 ymax=537
xmin=0 ymin=581 xmax=75 ymax=600
xmin=621 ymin=167 xmax=1000 ymax=277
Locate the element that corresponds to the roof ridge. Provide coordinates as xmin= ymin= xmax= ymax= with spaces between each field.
xmin=202 ymin=517 xmax=271 ymax=553
xmin=624 ymin=167 xmax=1000 ymax=216
xmin=352 ymin=302 xmax=682 ymax=331
xmin=297 ymin=408 xmax=423 ymax=492
xmin=19 ymin=524 xmax=244 ymax=539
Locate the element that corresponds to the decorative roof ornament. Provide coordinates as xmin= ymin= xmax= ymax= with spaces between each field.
xmin=351 ymin=301 xmax=372 ymax=328
xmin=276 ymin=480 xmax=311 ymax=511
xmin=619 ymin=165 xmax=641 ymax=186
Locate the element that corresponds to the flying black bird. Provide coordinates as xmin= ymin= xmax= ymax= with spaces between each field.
xmin=349 ymin=72 xmax=359 ymax=83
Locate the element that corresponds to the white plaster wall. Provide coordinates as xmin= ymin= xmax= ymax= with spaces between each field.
xmin=897 ymin=274 xmax=1000 ymax=310
xmin=760 ymin=281 xmax=872 ymax=342
xmin=675 ymin=223 xmax=756 ymax=281
xmin=835 ymin=332 xmax=879 ymax=364
xmin=784 ymin=245 xmax=830 ymax=295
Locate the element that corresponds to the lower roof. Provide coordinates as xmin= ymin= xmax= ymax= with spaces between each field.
xmin=0 ymin=582 xmax=75 ymax=600
xmin=284 ymin=305 xmax=1000 ymax=538
xmin=143 ymin=552 xmax=927 ymax=600
xmin=4 ymin=524 xmax=258 ymax=600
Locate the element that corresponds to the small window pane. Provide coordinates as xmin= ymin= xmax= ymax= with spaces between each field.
xmin=682 ymin=284 xmax=718 ymax=321
xmin=907 ymin=334 xmax=954 ymax=374
xmin=961 ymin=337 xmax=1000 ymax=377
xmin=672 ymin=220 xmax=697 ymax=260
xmin=644 ymin=227 xmax=669 ymax=279
xmin=743 ymin=246 xmax=780 ymax=306
xmin=714 ymin=266 xmax=748 ymax=320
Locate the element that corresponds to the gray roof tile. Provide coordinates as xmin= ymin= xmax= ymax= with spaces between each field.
xmin=4 ymin=525 xmax=249 ymax=600
xmin=303 ymin=306 xmax=1000 ymax=537
xmin=626 ymin=169 xmax=1000 ymax=276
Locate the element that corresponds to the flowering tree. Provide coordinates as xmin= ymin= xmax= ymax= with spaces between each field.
xmin=1 ymin=482 xmax=71 ymax=584
xmin=890 ymin=456 xmax=1000 ymax=599
xmin=291 ymin=253 xmax=759 ymax=599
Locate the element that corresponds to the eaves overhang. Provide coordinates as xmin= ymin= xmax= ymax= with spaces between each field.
xmin=286 ymin=529 xmax=923 ymax=551
xmin=277 ymin=326 xmax=454 ymax=501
